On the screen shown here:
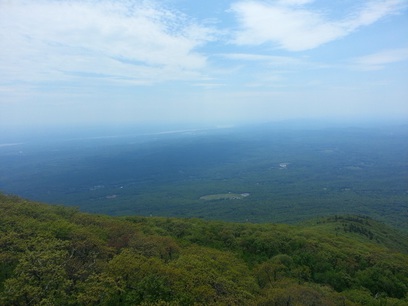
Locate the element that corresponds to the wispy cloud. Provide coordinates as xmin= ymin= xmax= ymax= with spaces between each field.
xmin=0 ymin=0 xmax=214 ymax=86
xmin=351 ymin=47 xmax=408 ymax=70
xmin=231 ymin=0 xmax=407 ymax=51
xmin=0 ymin=0 xmax=407 ymax=126
xmin=222 ymin=53 xmax=301 ymax=65
xmin=192 ymin=82 xmax=225 ymax=89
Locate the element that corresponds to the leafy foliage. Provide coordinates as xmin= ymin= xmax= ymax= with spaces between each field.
xmin=1 ymin=193 xmax=408 ymax=305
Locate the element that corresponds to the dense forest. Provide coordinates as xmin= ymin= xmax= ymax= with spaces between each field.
xmin=1 ymin=125 xmax=407 ymax=231
xmin=1 ymin=193 xmax=407 ymax=305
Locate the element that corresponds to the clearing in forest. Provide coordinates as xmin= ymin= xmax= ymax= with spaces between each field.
xmin=200 ymin=193 xmax=250 ymax=201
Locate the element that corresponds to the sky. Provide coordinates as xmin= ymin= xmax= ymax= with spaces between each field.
xmin=0 ymin=0 xmax=407 ymax=129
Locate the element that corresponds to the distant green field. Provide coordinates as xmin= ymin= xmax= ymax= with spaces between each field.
xmin=200 ymin=193 xmax=250 ymax=201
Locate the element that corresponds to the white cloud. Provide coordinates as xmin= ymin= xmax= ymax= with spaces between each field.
xmin=0 ymin=0 xmax=214 ymax=86
xmin=192 ymin=82 xmax=225 ymax=89
xmin=231 ymin=0 xmax=407 ymax=51
xmin=277 ymin=0 xmax=315 ymax=6
xmin=351 ymin=47 xmax=408 ymax=70
xmin=222 ymin=53 xmax=305 ymax=65
xmin=346 ymin=0 xmax=406 ymax=27
xmin=225 ymin=52 xmax=312 ymax=69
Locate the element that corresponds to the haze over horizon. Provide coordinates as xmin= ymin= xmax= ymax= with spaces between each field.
xmin=1 ymin=0 xmax=407 ymax=129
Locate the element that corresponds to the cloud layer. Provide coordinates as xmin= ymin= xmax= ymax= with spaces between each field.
xmin=231 ymin=0 xmax=406 ymax=51
xmin=352 ymin=47 xmax=408 ymax=70
xmin=0 ymin=0 xmax=407 ymax=126
xmin=1 ymin=0 xmax=406 ymax=88
xmin=0 ymin=0 xmax=213 ymax=85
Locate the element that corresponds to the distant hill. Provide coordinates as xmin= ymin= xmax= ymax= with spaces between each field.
xmin=1 ymin=193 xmax=408 ymax=305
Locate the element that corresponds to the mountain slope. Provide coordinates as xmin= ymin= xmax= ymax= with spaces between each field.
xmin=1 ymin=193 xmax=407 ymax=305
xmin=299 ymin=215 xmax=408 ymax=254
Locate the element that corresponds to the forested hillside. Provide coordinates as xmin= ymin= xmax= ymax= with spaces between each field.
xmin=1 ymin=193 xmax=408 ymax=305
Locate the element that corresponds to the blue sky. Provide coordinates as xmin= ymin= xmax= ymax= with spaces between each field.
xmin=0 ymin=0 xmax=407 ymax=128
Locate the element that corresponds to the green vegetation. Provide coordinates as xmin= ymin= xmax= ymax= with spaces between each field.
xmin=1 ymin=193 xmax=408 ymax=305
xmin=1 ymin=125 xmax=407 ymax=231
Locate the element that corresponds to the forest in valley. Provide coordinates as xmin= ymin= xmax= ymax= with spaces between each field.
xmin=1 ymin=193 xmax=408 ymax=305
xmin=1 ymin=124 xmax=407 ymax=231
